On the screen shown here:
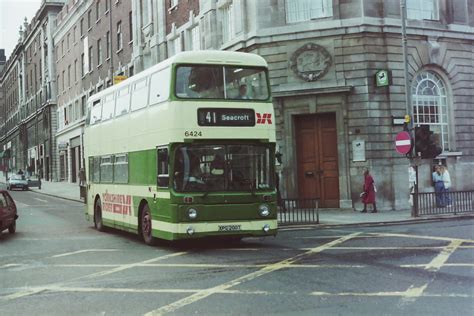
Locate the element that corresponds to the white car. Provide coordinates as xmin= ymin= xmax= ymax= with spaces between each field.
xmin=7 ymin=174 xmax=29 ymax=191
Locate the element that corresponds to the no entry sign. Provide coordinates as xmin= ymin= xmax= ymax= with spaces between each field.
xmin=395 ymin=131 xmax=412 ymax=154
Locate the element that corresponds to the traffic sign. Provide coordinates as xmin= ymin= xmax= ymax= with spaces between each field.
xmin=395 ymin=131 xmax=412 ymax=154
xmin=375 ymin=69 xmax=389 ymax=87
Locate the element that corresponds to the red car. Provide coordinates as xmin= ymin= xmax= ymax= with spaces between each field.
xmin=0 ymin=190 xmax=18 ymax=234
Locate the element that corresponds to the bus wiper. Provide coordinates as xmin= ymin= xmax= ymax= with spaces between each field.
xmin=248 ymin=181 xmax=256 ymax=196
xmin=201 ymin=181 xmax=211 ymax=198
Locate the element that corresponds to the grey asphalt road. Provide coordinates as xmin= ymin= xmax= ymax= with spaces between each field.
xmin=1 ymin=189 xmax=473 ymax=316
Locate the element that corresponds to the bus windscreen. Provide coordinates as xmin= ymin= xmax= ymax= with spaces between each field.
xmin=175 ymin=65 xmax=269 ymax=101
xmin=173 ymin=144 xmax=274 ymax=192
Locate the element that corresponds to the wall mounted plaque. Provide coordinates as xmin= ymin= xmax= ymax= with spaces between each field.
xmin=290 ymin=43 xmax=332 ymax=82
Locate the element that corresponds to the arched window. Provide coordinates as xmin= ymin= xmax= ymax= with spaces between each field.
xmin=412 ymin=71 xmax=449 ymax=152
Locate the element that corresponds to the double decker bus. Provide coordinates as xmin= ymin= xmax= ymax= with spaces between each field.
xmin=84 ymin=51 xmax=277 ymax=244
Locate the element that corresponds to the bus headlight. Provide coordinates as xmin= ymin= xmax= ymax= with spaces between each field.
xmin=262 ymin=224 xmax=270 ymax=233
xmin=188 ymin=208 xmax=198 ymax=220
xmin=259 ymin=204 xmax=270 ymax=217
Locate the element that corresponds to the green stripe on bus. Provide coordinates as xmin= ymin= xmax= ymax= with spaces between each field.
xmin=129 ymin=149 xmax=157 ymax=185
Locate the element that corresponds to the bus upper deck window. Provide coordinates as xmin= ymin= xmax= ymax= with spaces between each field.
xmin=90 ymin=100 xmax=102 ymax=125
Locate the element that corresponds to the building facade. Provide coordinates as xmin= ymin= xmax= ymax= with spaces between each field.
xmin=2 ymin=0 xmax=473 ymax=211
xmin=140 ymin=0 xmax=473 ymax=210
xmin=53 ymin=0 xmax=133 ymax=182
xmin=0 ymin=1 xmax=64 ymax=181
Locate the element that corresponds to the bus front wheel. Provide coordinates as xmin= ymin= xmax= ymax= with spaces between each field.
xmin=140 ymin=204 xmax=154 ymax=245
xmin=94 ymin=198 xmax=105 ymax=232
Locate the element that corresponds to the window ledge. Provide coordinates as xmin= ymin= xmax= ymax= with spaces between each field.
xmin=437 ymin=151 xmax=463 ymax=158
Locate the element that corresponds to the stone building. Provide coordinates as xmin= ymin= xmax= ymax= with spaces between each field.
xmin=0 ymin=1 xmax=64 ymax=180
xmin=0 ymin=45 xmax=22 ymax=174
xmin=135 ymin=0 xmax=473 ymax=210
xmin=2 ymin=0 xmax=473 ymax=211
xmin=53 ymin=0 xmax=133 ymax=182
xmin=0 ymin=49 xmax=6 ymax=72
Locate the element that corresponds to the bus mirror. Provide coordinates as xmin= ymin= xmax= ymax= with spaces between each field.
xmin=275 ymin=151 xmax=282 ymax=164
xmin=157 ymin=174 xmax=169 ymax=187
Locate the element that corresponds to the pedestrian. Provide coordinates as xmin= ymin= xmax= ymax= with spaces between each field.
xmin=360 ymin=169 xmax=377 ymax=213
xmin=432 ymin=165 xmax=444 ymax=207
xmin=440 ymin=165 xmax=452 ymax=207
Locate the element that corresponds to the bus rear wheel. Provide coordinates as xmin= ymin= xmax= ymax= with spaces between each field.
xmin=140 ymin=204 xmax=154 ymax=245
xmin=94 ymin=198 xmax=105 ymax=232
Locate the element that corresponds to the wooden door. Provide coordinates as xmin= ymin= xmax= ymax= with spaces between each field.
xmin=295 ymin=113 xmax=339 ymax=208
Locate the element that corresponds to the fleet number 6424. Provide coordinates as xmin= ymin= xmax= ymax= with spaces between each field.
xmin=184 ymin=131 xmax=203 ymax=137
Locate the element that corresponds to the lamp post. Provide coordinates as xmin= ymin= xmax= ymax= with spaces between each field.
xmin=400 ymin=0 xmax=418 ymax=216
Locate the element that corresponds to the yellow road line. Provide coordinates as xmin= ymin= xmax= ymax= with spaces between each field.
xmin=144 ymin=232 xmax=360 ymax=316
xmin=425 ymin=240 xmax=463 ymax=272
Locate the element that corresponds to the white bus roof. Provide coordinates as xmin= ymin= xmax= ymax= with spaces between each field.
xmin=169 ymin=50 xmax=268 ymax=67
xmin=89 ymin=51 xmax=268 ymax=103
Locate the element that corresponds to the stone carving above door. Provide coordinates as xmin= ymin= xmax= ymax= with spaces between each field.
xmin=289 ymin=43 xmax=332 ymax=82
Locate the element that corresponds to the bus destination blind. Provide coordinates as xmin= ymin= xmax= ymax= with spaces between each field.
xmin=198 ymin=108 xmax=255 ymax=126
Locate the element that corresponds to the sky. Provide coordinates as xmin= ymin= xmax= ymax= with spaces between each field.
xmin=0 ymin=0 xmax=42 ymax=60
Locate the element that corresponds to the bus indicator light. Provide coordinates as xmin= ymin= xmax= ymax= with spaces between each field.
xmin=183 ymin=196 xmax=194 ymax=203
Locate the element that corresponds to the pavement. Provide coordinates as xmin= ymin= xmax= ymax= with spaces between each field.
xmin=1 ymin=174 xmax=471 ymax=227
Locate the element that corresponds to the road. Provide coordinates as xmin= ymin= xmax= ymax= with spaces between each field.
xmin=1 ymin=189 xmax=473 ymax=315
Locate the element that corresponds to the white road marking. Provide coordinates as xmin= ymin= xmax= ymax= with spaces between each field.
xmin=4 ymin=286 xmax=471 ymax=299
xmin=78 ymin=252 xmax=187 ymax=279
xmin=401 ymin=263 xmax=474 ymax=268
xmin=2 ymin=230 xmax=472 ymax=307
xmin=52 ymin=249 xmax=119 ymax=258
xmin=34 ymin=198 xmax=48 ymax=203
xmin=1 ymin=252 xmax=188 ymax=301
xmin=14 ymin=202 xmax=30 ymax=207
xmin=144 ymin=233 xmax=361 ymax=316
xmin=6 ymin=263 xmax=367 ymax=269
xmin=368 ymin=232 xmax=474 ymax=243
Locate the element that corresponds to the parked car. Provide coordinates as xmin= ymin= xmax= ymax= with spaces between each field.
xmin=7 ymin=174 xmax=29 ymax=191
xmin=27 ymin=175 xmax=42 ymax=189
xmin=0 ymin=190 xmax=18 ymax=234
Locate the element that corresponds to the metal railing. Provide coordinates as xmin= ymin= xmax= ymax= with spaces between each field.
xmin=415 ymin=190 xmax=474 ymax=216
xmin=278 ymin=198 xmax=319 ymax=225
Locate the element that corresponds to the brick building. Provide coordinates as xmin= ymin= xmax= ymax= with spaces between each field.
xmin=53 ymin=0 xmax=133 ymax=182
xmin=139 ymin=0 xmax=473 ymax=210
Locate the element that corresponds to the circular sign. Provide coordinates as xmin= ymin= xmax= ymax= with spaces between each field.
xmin=395 ymin=131 xmax=412 ymax=154
xmin=289 ymin=43 xmax=332 ymax=82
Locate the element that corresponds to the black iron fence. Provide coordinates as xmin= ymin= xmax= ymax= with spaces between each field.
xmin=414 ymin=190 xmax=474 ymax=216
xmin=277 ymin=198 xmax=319 ymax=225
